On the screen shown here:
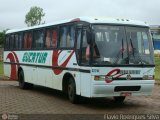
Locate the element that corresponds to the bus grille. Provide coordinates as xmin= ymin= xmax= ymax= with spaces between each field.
xmin=114 ymin=86 xmax=141 ymax=92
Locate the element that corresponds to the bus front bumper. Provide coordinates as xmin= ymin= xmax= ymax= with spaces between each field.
xmin=91 ymin=80 xmax=155 ymax=98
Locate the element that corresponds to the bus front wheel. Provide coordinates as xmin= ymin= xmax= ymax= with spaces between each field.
xmin=68 ymin=78 xmax=78 ymax=104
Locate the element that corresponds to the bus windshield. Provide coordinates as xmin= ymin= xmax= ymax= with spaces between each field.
xmin=92 ymin=25 xmax=154 ymax=65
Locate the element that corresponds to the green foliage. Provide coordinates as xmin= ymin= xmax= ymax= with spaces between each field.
xmin=0 ymin=62 xmax=3 ymax=75
xmin=0 ymin=32 xmax=5 ymax=47
xmin=25 ymin=6 xmax=45 ymax=27
xmin=155 ymin=56 xmax=160 ymax=80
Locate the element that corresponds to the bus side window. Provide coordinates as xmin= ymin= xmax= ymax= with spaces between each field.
xmin=60 ymin=26 xmax=67 ymax=47
xmin=10 ymin=34 xmax=14 ymax=50
xmin=24 ymin=32 xmax=32 ymax=49
xmin=15 ymin=34 xmax=19 ymax=49
xmin=81 ymin=30 xmax=89 ymax=64
xmin=5 ymin=35 xmax=10 ymax=50
xmin=45 ymin=30 xmax=51 ymax=48
xmin=76 ymin=29 xmax=82 ymax=62
xmin=70 ymin=26 xmax=75 ymax=47
xmin=51 ymin=29 xmax=58 ymax=48
xmin=45 ymin=28 xmax=58 ymax=48
xmin=33 ymin=30 xmax=44 ymax=49
xmin=18 ymin=33 xmax=23 ymax=49
xmin=77 ymin=29 xmax=81 ymax=49
xmin=24 ymin=33 xmax=27 ymax=48
xmin=60 ymin=25 xmax=75 ymax=48
xmin=28 ymin=33 xmax=32 ymax=48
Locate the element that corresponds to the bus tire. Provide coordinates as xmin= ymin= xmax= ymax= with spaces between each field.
xmin=114 ymin=96 xmax=125 ymax=103
xmin=18 ymin=70 xmax=33 ymax=89
xmin=68 ymin=77 xmax=78 ymax=104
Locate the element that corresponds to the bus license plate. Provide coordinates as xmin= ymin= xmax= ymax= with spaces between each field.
xmin=120 ymin=92 xmax=132 ymax=96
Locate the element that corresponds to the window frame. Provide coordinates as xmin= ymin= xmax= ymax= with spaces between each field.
xmin=14 ymin=33 xmax=19 ymax=49
xmin=44 ymin=26 xmax=59 ymax=49
xmin=4 ymin=34 xmax=10 ymax=50
xmin=9 ymin=34 xmax=15 ymax=50
xmin=32 ymin=28 xmax=45 ymax=50
xmin=59 ymin=24 xmax=76 ymax=49
xmin=23 ymin=31 xmax=33 ymax=50
xmin=4 ymin=22 xmax=83 ymax=51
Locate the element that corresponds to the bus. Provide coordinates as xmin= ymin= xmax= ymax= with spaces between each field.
xmin=3 ymin=17 xmax=155 ymax=103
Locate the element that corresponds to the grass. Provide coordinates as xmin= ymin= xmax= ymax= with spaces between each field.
xmin=155 ymin=56 xmax=160 ymax=80
xmin=0 ymin=61 xmax=3 ymax=75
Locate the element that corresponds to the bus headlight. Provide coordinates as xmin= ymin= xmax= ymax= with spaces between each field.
xmin=94 ymin=76 xmax=113 ymax=83
xmin=94 ymin=76 xmax=105 ymax=81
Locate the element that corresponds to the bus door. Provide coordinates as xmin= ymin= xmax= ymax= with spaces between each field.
xmin=76 ymin=26 xmax=92 ymax=97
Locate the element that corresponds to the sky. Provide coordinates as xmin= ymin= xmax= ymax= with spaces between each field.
xmin=0 ymin=0 xmax=160 ymax=31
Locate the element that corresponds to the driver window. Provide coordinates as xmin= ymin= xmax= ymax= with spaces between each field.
xmin=76 ymin=28 xmax=90 ymax=65
xmin=81 ymin=30 xmax=90 ymax=64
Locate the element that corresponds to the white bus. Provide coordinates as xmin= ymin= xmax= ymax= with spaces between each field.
xmin=4 ymin=17 xmax=155 ymax=103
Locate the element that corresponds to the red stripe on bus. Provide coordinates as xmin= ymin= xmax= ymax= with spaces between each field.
xmin=52 ymin=50 xmax=74 ymax=75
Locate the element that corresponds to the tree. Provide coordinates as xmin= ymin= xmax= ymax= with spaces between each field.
xmin=25 ymin=6 xmax=45 ymax=27
xmin=0 ymin=29 xmax=9 ymax=47
xmin=0 ymin=31 xmax=5 ymax=47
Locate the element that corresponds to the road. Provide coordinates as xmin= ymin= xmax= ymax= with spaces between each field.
xmin=0 ymin=80 xmax=159 ymax=119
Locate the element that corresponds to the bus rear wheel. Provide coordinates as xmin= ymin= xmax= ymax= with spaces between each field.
xmin=114 ymin=96 xmax=126 ymax=103
xmin=18 ymin=70 xmax=33 ymax=89
xmin=68 ymin=78 xmax=78 ymax=104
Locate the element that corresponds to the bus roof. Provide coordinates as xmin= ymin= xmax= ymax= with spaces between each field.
xmin=6 ymin=16 xmax=149 ymax=34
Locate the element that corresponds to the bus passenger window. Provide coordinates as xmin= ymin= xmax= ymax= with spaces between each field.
xmin=45 ymin=30 xmax=51 ymax=48
xmin=60 ymin=26 xmax=75 ymax=48
xmin=28 ymin=33 xmax=32 ymax=48
xmin=15 ymin=34 xmax=19 ymax=49
xmin=5 ymin=35 xmax=10 ymax=50
xmin=77 ymin=30 xmax=81 ymax=49
xmin=70 ymin=26 xmax=75 ymax=47
xmin=81 ymin=30 xmax=89 ymax=63
xmin=18 ymin=33 xmax=23 ymax=49
xmin=45 ymin=29 xmax=58 ymax=48
xmin=24 ymin=33 xmax=28 ymax=48
xmin=60 ymin=27 xmax=67 ymax=47
xmin=10 ymin=34 xmax=15 ymax=49
xmin=24 ymin=32 xmax=32 ymax=49
xmin=33 ymin=30 xmax=44 ymax=49
xmin=51 ymin=30 xmax=58 ymax=48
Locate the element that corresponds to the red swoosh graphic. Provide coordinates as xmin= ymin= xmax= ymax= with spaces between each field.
xmin=105 ymin=69 xmax=126 ymax=83
xmin=6 ymin=51 xmax=19 ymax=80
xmin=12 ymin=51 xmax=20 ymax=67
xmin=106 ymin=69 xmax=124 ymax=78
xmin=52 ymin=50 xmax=74 ymax=75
